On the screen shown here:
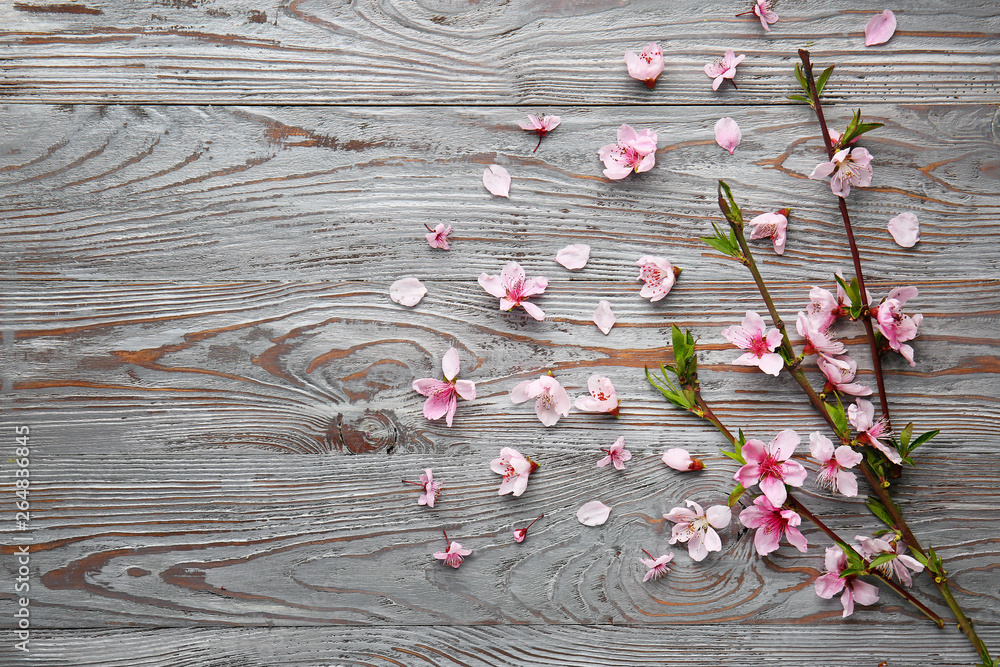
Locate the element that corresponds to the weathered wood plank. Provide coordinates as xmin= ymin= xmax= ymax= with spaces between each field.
xmin=0 ymin=452 xmax=997 ymax=628
xmin=0 ymin=0 xmax=998 ymax=104
xmin=3 ymin=279 xmax=997 ymax=455
xmin=1 ymin=104 xmax=998 ymax=280
xmin=7 ymin=625 xmax=1000 ymax=667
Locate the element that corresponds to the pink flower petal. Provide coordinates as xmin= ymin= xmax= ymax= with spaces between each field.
xmin=662 ymin=448 xmax=704 ymax=471
xmin=483 ymin=164 xmax=511 ymax=197
xmin=554 ymin=244 xmax=591 ymax=270
xmin=593 ymin=300 xmax=616 ymax=335
xmin=441 ymin=347 xmax=461 ymax=382
xmin=576 ymin=501 xmax=611 ymax=526
xmin=389 ymin=278 xmax=427 ymax=307
xmin=714 ymin=117 xmax=742 ymax=155
xmin=864 ymin=10 xmax=897 ymax=46
xmin=887 ymin=211 xmax=920 ymax=247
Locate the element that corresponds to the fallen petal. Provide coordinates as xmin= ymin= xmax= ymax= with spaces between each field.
xmin=864 ymin=10 xmax=897 ymax=46
xmin=577 ymin=501 xmax=612 ymax=526
xmin=887 ymin=211 xmax=920 ymax=247
xmin=714 ymin=117 xmax=742 ymax=155
xmin=593 ymin=300 xmax=616 ymax=335
xmin=389 ymin=278 xmax=427 ymax=307
xmin=555 ymin=244 xmax=591 ymax=270
xmin=483 ymin=164 xmax=511 ymax=197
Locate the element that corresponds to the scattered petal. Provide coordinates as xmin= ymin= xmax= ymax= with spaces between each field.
xmin=662 ymin=448 xmax=704 ymax=471
xmin=714 ymin=117 xmax=742 ymax=155
xmin=887 ymin=212 xmax=920 ymax=247
xmin=577 ymin=500 xmax=611 ymax=526
xmin=864 ymin=10 xmax=897 ymax=46
xmin=555 ymin=244 xmax=591 ymax=270
xmin=389 ymin=278 xmax=427 ymax=307
xmin=593 ymin=300 xmax=616 ymax=335
xmin=483 ymin=164 xmax=511 ymax=197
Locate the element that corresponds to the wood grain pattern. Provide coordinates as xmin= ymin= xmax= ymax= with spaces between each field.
xmin=1 ymin=104 xmax=998 ymax=281
xmin=0 ymin=0 xmax=998 ymax=104
xmin=8 ymin=625 xmax=1000 ymax=666
xmin=0 ymin=451 xmax=997 ymax=629
xmin=4 ymin=279 xmax=998 ymax=455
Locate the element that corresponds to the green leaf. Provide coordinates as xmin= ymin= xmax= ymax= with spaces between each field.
xmin=839 ymin=565 xmax=867 ymax=578
xmin=794 ymin=62 xmax=808 ymax=92
xmin=717 ymin=180 xmax=743 ymax=225
xmin=728 ymin=483 xmax=746 ymax=507
xmin=867 ymin=553 xmax=897 ymax=569
xmin=898 ymin=422 xmax=914 ymax=451
xmin=824 ymin=400 xmax=850 ymax=439
xmin=909 ymin=429 xmax=939 ymax=452
xmin=834 ymin=273 xmax=860 ymax=308
xmin=816 ymin=65 xmax=834 ymax=96
xmin=908 ymin=549 xmax=930 ymax=568
xmin=866 ymin=497 xmax=895 ymax=529
xmin=720 ymin=449 xmax=745 ymax=464
xmin=787 ymin=94 xmax=811 ymax=104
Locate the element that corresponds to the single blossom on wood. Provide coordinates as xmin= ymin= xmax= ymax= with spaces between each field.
xmin=751 ymin=0 xmax=778 ymax=30
xmin=519 ymin=114 xmax=561 ymax=152
xmin=511 ymin=375 xmax=571 ymax=426
xmin=412 ymin=347 xmax=476 ymax=427
xmin=705 ymin=49 xmax=745 ymax=91
xmin=817 ymin=354 xmax=873 ymax=396
xmin=815 ymin=546 xmax=880 ymax=617
xmin=864 ymin=10 xmax=897 ymax=46
xmin=722 ymin=310 xmax=785 ymax=376
xmin=593 ymin=300 xmax=616 ymax=335
xmin=389 ymin=278 xmax=427 ymax=307
xmin=636 ymin=255 xmax=679 ymax=302
xmin=478 ymin=261 xmax=548 ymax=321
xmin=434 ymin=531 xmax=472 ymax=568
xmin=748 ymin=209 xmax=789 ymax=255
xmin=483 ymin=164 xmax=511 ymax=197
xmin=734 ymin=429 xmax=808 ymax=507
xmin=809 ymin=431 xmax=862 ymax=497
xmin=424 ymin=223 xmax=452 ymax=250
xmin=872 ymin=286 xmax=922 ymax=366
xmin=848 ymin=398 xmax=901 ymax=463
xmin=402 ymin=468 xmax=443 ymax=508
xmin=554 ymin=243 xmax=591 ymax=270
xmin=739 ymin=495 xmax=809 ymax=556
xmin=640 ymin=550 xmax=674 ymax=581
xmin=599 ymin=124 xmax=658 ymax=179
xmin=809 ymin=147 xmax=874 ymax=198
xmin=887 ymin=212 xmax=920 ymax=247
xmin=714 ymin=117 xmax=742 ymax=155
xmin=856 ymin=535 xmax=924 ymax=586
xmin=596 ymin=436 xmax=632 ymax=470
xmin=662 ymin=448 xmax=705 ymax=471
xmin=664 ymin=500 xmax=732 ymax=561
xmin=513 ymin=514 xmax=544 ymax=543
xmin=575 ymin=375 xmax=620 ymax=415
xmin=624 ymin=42 xmax=665 ymax=89
xmin=490 ymin=447 xmax=539 ymax=497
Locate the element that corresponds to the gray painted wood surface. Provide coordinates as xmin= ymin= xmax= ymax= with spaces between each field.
xmin=1 ymin=0 xmax=999 ymax=665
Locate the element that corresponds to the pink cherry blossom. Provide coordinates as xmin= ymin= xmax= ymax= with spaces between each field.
xmin=721 ymin=311 xmax=785 ymax=376
xmin=739 ymin=495 xmax=809 ymax=556
xmin=483 ymin=164 xmax=511 ymax=197
xmin=593 ymin=300 xmax=616 ymax=335
xmin=597 ymin=436 xmax=632 ymax=470
xmin=872 ymin=286 xmax=922 ymax=366
xmin=513 ymin=514 xmax=544 ymax=543
xmin=809 ymin=147 xmax=874 ymax=198
xmin=864 ymin=10 xmax=897 ymax=46
xmin=624 ymin=42 xmax=665 ymax=90
xmin=714 ymin=117 xmax=742 ymax=155
xmin=636 ymin=255 xmax=678 ymax=302
xmin=575 ymin=375 xmax=620 ymax=415
xmin=818 ymin=354 xmax=873 ymax=397
xmin=662 ymin=448 xmax=705 ymax=471
xmin=734 ymin=429 xmax=808 ymax=507
xmin=402 ymin=468 xmax=443 ymax=508
xmin=554 ymin=243 xmax=590 ymax=270
xmin=751 ymin=0 xmax=778 ymax=31
xmin=490 ymin=447 xmax=538 ymax=497
xmin=856 ymin=535 xmax=924 ymax=586
xmin=434 ymin=531 xmax=472 ymax=568
xmin=887 ymin=212 xmax=920 ymax=247
xmin=795 ymin=311 xmax=845 ymax=358
xmin=519 ymin=114 xmax=561 ymax=152
xmin=748 ymin=209 xmax=789 ymax=255
xmin=577 ymin=500 xmax=611 ymax=526
xmin=599 ymin=124 xmax=658 ymax=180
xmin=815 ymin=546 xmax=880 ymax=617
xmin=425 ymin=223 xmax=452 ymax=250
xmin=705 ymin=49 xmax=745 ymax=91
xmin=806 ymin=280 xmax=849 ymax=331
xmin=389 ymin=278 xmax=427 ymax=307
xmin=510 ymin=375 xmax=571 ymax=426
xmin=848 ymin=398 xmax=901 ymax=463
xmin=640 ymin=550 xmax=674 ymax=581
xmin=412 ymin=348 xmax=476 ymax=427
xmin=664 ymin=500 xmax=732 ymax=561
xmin=809 ymin=432 xmax=862 ymax=497
xmin=478 ymin=261 xmax=548 ymax=321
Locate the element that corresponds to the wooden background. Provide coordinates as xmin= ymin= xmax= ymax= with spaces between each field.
xmin=1 ymin=0 xmax=999 ymax=664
